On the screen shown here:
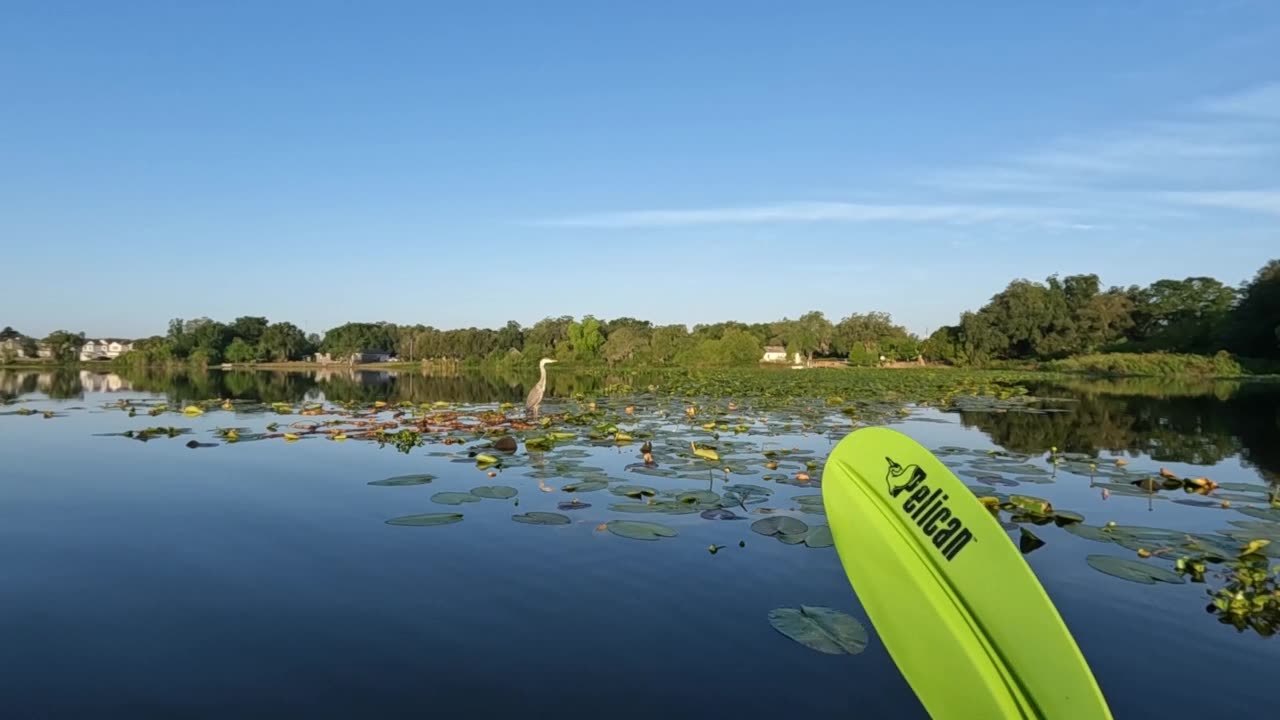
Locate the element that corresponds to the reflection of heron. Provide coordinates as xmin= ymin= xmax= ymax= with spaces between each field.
xmin=525 ymin=358 xmax=557 ymax=416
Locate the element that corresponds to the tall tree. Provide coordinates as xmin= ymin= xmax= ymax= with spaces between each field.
xmin=1227 ymin=259 xmax=1280 ymax=359
xmin=258 ymin=322 xmax=311 ymax=361
xmin=601 ymin=326 xmax=648 ymax=366
xmin=228 ymin=316 xmax=270 ymax=346
xmin=43 ymin=330 xmax=85 ymax=363
xmin=565 ymin=316 xmax=604 ymax=361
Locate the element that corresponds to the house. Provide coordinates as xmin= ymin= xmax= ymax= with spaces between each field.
xmin=761 ymin=346 xmax=804 ymax=365
xmin=79 ymin=338 xmax=135 ymax=361
xmin=315 ymin=350 xmax=395 ymax=365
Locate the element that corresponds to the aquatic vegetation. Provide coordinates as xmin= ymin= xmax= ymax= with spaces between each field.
xmin=8 ymin=365 xmax=1280 ymax=640
xmin=768 ymin=606 xmax=869 ymax=655
xmin=512 ymin=512 xmax=571 ymax=525
xmin=385 ymin=513 xmax=464 ymax=527
xmin=470 ymin=485 xmax=518 ymax=500
xmin=368 ymin=474 xmax=436 ymax=487
xmin=605 ymin=520 xmax=678 ymax=541
xmin=431 ymin=492 xmax=482 ymax=506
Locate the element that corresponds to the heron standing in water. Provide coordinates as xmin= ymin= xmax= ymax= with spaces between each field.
xmin=525 ymin=358 xmax=557 ymax=417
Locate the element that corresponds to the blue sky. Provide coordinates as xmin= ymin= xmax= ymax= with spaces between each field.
xmin=2 ymin=1 xmax=1278 ymax=338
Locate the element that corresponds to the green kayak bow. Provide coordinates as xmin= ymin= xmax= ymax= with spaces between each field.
xmin=822 ymin=427 xmax=1112 ymax=719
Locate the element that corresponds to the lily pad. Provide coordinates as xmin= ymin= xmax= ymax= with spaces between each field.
xmin=368 ymin=474 xmax=436 ymax=487
xmin=1234 ymin=506 xmax=1280 ymax=522
xmin=804 ymin=524 xmax=834 ymax=549
xmin=675 ymin=490 xmax=721 ymax=506
xmin=471 ymin=485 xmax=518 ymax=500
xmin=793 ymin=495 xmax=825 ymax=514
xmin=432 ymin=491 xmax=482 ymax=506
xmin=768 ymin=606 xmax=868 ymax=655
xmin=557 ymin=501 xmax=592 ymax=511
xmin=605 ymin=520 xmax=678 ymax=541
xmin=1019 ymin=527 xmax=1046 ymax=555
xmin=751 ymin=516 xmax=810 ymax=539
xmin=611 ymin=484 xmax=658 ymax=499
xmin=1084 ymin=554 xmax=1185 ymax=585
xmin=511 ymin=511 xmax=572 ymax=525
xmin=560 ymin=479 xmax=609 ymax=493
xmin=609 ymin=501 xmax=699 ymax=515
xmin=386 ymin=513 xmax=463 ymax=527
xmin=701 ymin=508 xmax=742 ymax=520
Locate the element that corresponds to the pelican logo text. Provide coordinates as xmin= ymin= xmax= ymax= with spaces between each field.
xmin=885 ymin=457 xmax=976 ymax=562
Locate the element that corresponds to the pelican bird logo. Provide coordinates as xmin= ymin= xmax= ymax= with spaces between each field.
xmin=886 ymin=456 xmax=926 ymax=497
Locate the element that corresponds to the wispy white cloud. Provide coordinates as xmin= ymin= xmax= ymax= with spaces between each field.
xmin=1201 ymin=82 xmax=1280 ymax=118
xmin=538 ymin=201 xmax=1058 ymax=229
xmin=544 ymin=83 xmax=1280 ymax=233
xmin=921 ymin=82 xmax=1280 ymax=225
xmin=1160 ymin=189 xmax=1280 ymax=215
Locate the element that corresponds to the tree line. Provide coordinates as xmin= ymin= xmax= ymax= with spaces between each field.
xmin=924 ymin=259 xmax=1280 ymax=365
xmin=3 ymin=258 xmax=1275 ymax=368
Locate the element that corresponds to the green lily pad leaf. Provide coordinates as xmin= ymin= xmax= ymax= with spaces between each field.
xmin=675 ymin=490 xmax=720 ymax=505
xmin=701 ymin=508 xmax=742 ymax=520
xmin=768 ymin=606 xmax=868 ymax=655
xmin=1019 ymin=527 xmax=1046 ymax=555
xmin=432 ymin=491 xmax=482 ymax=506
xmin=793 ymin=494 xmax=825 ymax=514
xmin=609 ymin=501 xmax=699 ymax=515
xmin=1007 ymin=494 xmax=1053 ymax=517
xmin=725 ymin=483 xmax=773 ymax=497
xmin=1053 ymin=510 xmax=1085 ymax=526
xmin=368 ymin=474 xmax=437 ymax=487
xmin=386 ymin=513 xmax=463 ymax=527
xmin=625 ymin=465 xmax=678 ymax=478
xmin=1085 ymin=554 xmax=1185 ymax=585
xmin=751 ymin=516 xmax=810 ymax=538
xmin=471 ymin=485 xmax=518 ymax=500
xmin=606 ymin=520 xmax=678 ymax=541
xmin=1059 ymin=523 xmax=1106 ymax=543
xmin=561 ymin=479 xmax=609 ymax=493
xmin=1234 ymin=506 xmax=1280 ymax=522
xmin=804 ymin=524 xmax=834 ymax=548
xmin=611 ymin=484 xmax=657 ymax=499
xmin=512 ymin=512 xmax=571 ymax=525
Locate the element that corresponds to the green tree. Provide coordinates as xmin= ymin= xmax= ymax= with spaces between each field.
xmin=649 ymin=324 xmax=690 ymax=364
xmin=923 ymin=326 xmax=962 ymax=364
xmin=228 ymin=316 xmax=269 ymax=346
xmin=1130 ymin=277 xmax=1236 ymax=352
xmin=322 ymin=322 xmax=399 ymax=357
xmin=848 ymin=343 xmax=878 ymax=367
xmin=565 ymin=316 xmax=604 ymax=361
xmin=1227 ymin=259 xmax=1280 ymax=359
xmin=224 ymin=337 xmax=257 ymax=364
xmin=832 ymin=312 xmax=912 ymax=357
xmin=777 ymin=311 xmax=833 ymax=364
xmin=601 ymin=326 xmax=648 ymax=366
xmin=258 ymin=322 xmax=311 ymax=361
xmin=43 ymin=330 xmax=85 ymax=363
xmin=0 ymin=326 xmax=21 ymax=342
xmin=523 ymin=316 xmax=573 ymax=359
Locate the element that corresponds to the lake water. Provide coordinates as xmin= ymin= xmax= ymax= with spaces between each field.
xmin=2 ymin=368 xmax=1278 ymax=719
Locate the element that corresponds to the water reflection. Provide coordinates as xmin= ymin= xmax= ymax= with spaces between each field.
xmin=3 ymin=367 xmax=1279 ymax=481
xmin=956 ymin=379 xmax=1280 ymax=482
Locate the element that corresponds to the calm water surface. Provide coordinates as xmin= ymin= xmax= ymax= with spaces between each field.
xmin=2 ymin=369 xmax=1278 ymax=719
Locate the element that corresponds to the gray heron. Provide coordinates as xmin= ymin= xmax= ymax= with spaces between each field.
xmin=525 ymin=358 xmax=557 ymax=416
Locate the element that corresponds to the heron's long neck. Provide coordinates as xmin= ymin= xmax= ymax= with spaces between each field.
xmin=539 ymin=364 xmax=548 ymax=385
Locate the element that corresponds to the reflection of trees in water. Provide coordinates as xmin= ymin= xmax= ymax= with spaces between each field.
xmin=105 ymin=366 xmax=630 ymax=407
xmin=0 ymin=370 xmax=83 ymax=400
xmin=958 ymin=380 xmax=1280 ymax=480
